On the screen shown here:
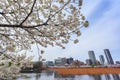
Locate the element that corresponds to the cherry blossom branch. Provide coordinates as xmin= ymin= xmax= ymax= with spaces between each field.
xmin=20 ymin=0 xmax=37 ymax=25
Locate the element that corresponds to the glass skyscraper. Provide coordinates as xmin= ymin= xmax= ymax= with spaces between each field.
xmin=104 ymin=49 xmax=114 ymax=64
xmin=99 ymin=55 xmax=105 ymax=65
xmin=88 ymin=50 xmax=96 ymax=65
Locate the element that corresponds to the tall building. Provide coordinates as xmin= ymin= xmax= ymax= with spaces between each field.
xmin=104 ymin=49 xmax=114 ymax=64
xmin=46 ymin=61 xmax=54 ymax=66
xmin=99 ymin=55 xmax=105 ymax=65
xmin=54 ymin=57 xmax=67 ymax=66
xmin=67 ymin=57 xmax=73 ymax=64
xmin=116 ymin=61 xmax=120 ymax=64
xmin=61 ymin=57 xmax=67 ymax=65
xmin=88 ymin=50 xmax=96 ymax=65
xmin=54 ymin=58 xmax=62 ymax=66
xmin=86 ymin=59 xmax=92 ymax=65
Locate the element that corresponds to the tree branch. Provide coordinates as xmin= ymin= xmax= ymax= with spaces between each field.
xmin=20 ymin=0 xmax=37 ymax=25
xmin=0 ymin=12 xmax=14 ymax=15
xmin=45 ymin=0 xmax=71 ymax=23
xmin=0 ymin=23 xmax=46 ymax=28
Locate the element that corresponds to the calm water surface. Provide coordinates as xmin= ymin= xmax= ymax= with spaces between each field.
xmin=16 ymin=70 xmax=120 ymax=80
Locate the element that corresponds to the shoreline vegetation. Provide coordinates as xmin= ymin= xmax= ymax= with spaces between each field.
xmin=48 ymin=68 xmax=120 ymax=75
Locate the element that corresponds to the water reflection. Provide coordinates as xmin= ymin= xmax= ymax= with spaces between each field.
xmin=92 ymin=75 xmax=101 ymax=80
xmin=16 ymin=70 xmax=120 ymax=80
xmin=54 ymin=73 xmax=75 ymax=80
xmin=105 ymin=74 xmax=111 ymax=80
xmin=35 ymin=73 xmax=41 ymax=80
xmin=112 ymin=74 xmax=120 ymax=80
xmin=43 ymin=70 xmax=53 ymax=76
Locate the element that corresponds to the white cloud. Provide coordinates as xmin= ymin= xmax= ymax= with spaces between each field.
xmin=81 ymin=0 xmax=101 ymax=17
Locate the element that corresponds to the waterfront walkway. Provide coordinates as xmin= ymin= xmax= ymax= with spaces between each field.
xmin=48 ymin=68 xmax=120 ymax=75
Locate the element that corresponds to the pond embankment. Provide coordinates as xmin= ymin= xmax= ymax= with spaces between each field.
xmin=48 ymin=68 xmax=120 ymax=75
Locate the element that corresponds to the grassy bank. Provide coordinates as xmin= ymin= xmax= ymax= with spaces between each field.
xmin=48 ymin=68 xmax=120 ymax=75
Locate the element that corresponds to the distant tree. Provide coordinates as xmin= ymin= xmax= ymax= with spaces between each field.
xmin=0 ymin=0 xmax=88 ymax=52
xmin=91 ymin=64 xmax=95 ymax=68
xmin=33 ymin=61 xmax=42 ymax=72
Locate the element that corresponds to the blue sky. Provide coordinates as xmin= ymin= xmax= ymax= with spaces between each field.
xmin=28 ymin=0 xmax=120 ymax=62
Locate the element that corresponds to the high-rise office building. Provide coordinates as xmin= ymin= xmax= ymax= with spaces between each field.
xmin=61 ymin=57 xmax=67 ymax=65
xmin=54 ymin=58 xmax=62 ymax=66
xmin=99 ymin=55 xmax=105 ymax=65
xmin=67 ymin=57 xmax=74 ymax=64
xmin=46 ymin=61 xmax=54 ymax=66
xmin=116 ymin=61 xmax=120 ymax=64
xmin=54 ymin=57 xmax=68 ymax=66
xmin=88 ymin=50 xmax=96 ymax=65
xmin=86 ymin=59 xmax=92 ymax=65
xmin=104 ymin=49 xmax=114 ymax=64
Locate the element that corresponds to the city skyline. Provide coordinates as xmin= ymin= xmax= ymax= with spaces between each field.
xmin=44 ymin=49 xmax=117 ymax=65
xmin=26 ymin=0 xmax=120 ymax=62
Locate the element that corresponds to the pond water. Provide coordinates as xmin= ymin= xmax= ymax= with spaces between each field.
xmin=16 ymin=70 xmax=120 ymax=80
